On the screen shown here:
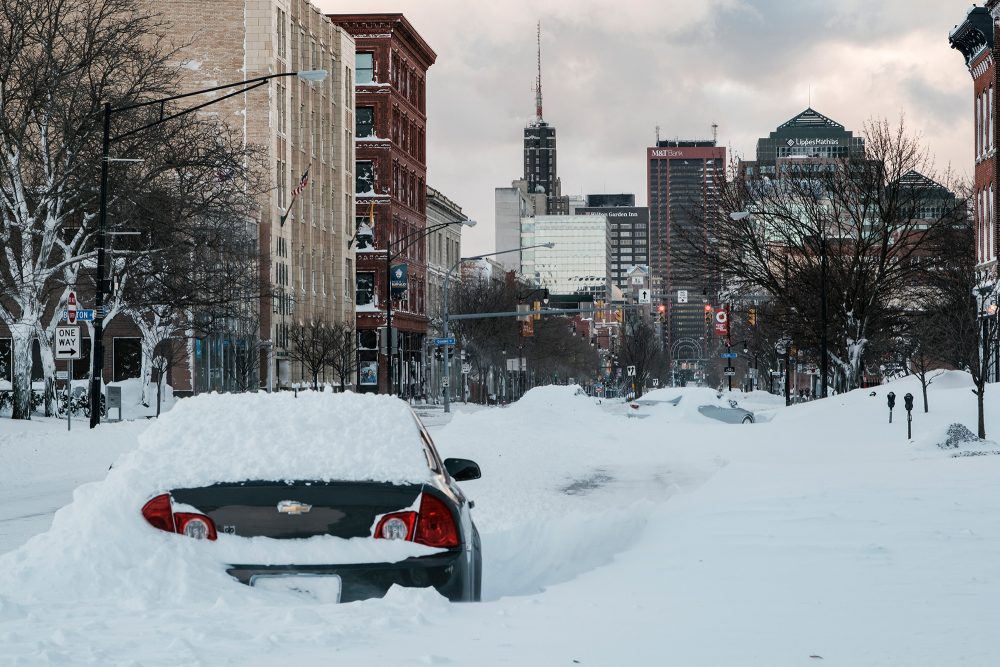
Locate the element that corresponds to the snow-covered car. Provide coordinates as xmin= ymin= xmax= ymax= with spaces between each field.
xmin=629 ymin=388 xmax=755 ymax=424
xmin=137 ymin=393 xmax=483 ymax=603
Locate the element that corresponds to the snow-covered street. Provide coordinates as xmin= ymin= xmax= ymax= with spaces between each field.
xmin=1 ymin=376 xmax=998 ymax=665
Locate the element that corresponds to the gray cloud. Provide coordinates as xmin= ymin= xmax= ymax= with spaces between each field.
xmin=316 ymin=0 xmax=974 ymax=254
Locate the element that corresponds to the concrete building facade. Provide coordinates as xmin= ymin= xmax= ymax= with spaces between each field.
xmin=520 ymin=215 xmax=610 ymax=299
xmin=425 ymin=186 xmax=466 ymax=399
xmin=154 ymin=0 xmax=358 ymax=392
xmin=576 ymin=194 xmax=650 ymax=292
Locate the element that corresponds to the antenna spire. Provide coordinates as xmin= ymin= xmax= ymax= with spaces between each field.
xmin=535 ymin=21 xmax=543 ymax=122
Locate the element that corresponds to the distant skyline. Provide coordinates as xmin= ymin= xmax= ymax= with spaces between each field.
xmin=317 ymin=1 xmax=973 ymax=255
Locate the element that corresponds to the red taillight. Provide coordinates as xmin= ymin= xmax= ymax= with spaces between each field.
xmin=373 ymin=494 xmax=460 ymax=549
xmin=414 ymin=494 xmax=459 ymax=549
xmin=141 ymin=494 xmax=217 ymax=541
xmin=141 ymin=494 xmax=175 ymax=533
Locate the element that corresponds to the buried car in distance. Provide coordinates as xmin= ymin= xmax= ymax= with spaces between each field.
xmin=137 ymin=393 xmax=482 ymax=603
xmin=629 ymin=387 xmax=756 ymax=424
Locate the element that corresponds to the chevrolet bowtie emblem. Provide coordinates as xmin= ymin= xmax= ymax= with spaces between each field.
xmin=277 ymin=500 xmax=312 ymax=515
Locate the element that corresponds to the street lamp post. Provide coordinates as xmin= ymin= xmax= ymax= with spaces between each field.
xmin=90 ymin=69 xmax=327 ymax=427
xmin=442 ymin=242 xmax=554 ymax=413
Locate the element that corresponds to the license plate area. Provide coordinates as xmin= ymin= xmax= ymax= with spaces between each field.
xmin=249 ymin=574 xmax=342 ymax=603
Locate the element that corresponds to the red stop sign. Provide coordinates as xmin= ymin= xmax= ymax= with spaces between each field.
xmin=67 ymin=291 xmax=77 ymax=324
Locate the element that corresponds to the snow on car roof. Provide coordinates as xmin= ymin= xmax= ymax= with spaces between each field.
xmin=130 ymin=392 xmax=435 ymax=489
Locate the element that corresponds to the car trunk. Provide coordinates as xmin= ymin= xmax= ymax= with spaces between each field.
xmin=170 ymin=481 xmax=424 ymax=539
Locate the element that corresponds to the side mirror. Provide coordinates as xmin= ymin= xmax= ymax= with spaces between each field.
xmin=444 ymin=458 xmax=481 ymax=482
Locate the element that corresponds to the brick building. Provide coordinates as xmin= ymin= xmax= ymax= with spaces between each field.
xmin=327 ymin=14 xmax=436 ymax=395
xmin=950 ymin=3 xmax=1000 ymax=381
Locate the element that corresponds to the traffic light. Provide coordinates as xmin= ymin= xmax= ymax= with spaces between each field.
xmin=533 ymin=300 xmax=541 ymax=321
xmin=704 ymin=304 xmax=713 ymax=328
xmin=748 ymin=307 xmax=757 ymax=327
xmin=657 ymin=304 xmax=666 ymax=315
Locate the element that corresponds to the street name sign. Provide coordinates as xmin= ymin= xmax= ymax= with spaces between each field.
xmin=55 ymin=326 xmax=81 ymax=360
xmin=433 ymin=337 xmax=456 ymax=346
xmin=720 ymin=352 xmax=737 ymax=358
xmin=62 ymin=309 xmax=96 ymax=322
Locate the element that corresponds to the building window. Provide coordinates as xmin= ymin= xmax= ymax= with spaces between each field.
xmin=356 ymin=53 xmax=374 ymax=84
xmin=356 ymin=106 xmax=375 ymax=138
xmin=356 ymin=160 xmax=374 ymax=194
xmin=112 ymin=338 xmax=141 ymax=382
xmin=356 ymin=271 xmax=375 ymax=305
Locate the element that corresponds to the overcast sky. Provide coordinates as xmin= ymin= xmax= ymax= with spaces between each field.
xmin=316 ymin=0 xmax=974 ymax=255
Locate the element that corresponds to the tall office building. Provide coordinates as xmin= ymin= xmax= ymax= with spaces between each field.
xmin=328 ymin=13 xmax=436 ymax=395
xmin=523 ymin=23 xmax=568 ymax=216
xmin=738 ymin=108 xmax=865 ymax=180
xmin=647 ymin=140 xmax=725 ymax=365
xmin=576 ymin=194 xmax=650 ymax=291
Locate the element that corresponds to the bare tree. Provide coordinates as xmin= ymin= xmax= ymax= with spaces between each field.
xmin=328 ymin=321 xmax=357 ymax=392
xmin=0 ymin=0 xmax=261 ymax=418
xmin=286 ymin=320 xmax=337 ymax=390
xmin=618 ymin=311 xmax=663 ymax=398
xmin=676 ymin=118 xmax=965 ymax=395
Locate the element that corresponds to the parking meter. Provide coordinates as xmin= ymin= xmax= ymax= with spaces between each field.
xmin=887 ymin=391 xmax=895 ymax=423
xmin=903 ymin=392 xmax=914 ymax=439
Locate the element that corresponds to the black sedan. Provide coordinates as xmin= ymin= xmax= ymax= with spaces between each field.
xmin=140 ymin=410 xmax=482 ymax=603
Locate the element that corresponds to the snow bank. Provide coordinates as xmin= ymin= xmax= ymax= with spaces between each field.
xmin=0 ymin=392 xmax=439 ymax=606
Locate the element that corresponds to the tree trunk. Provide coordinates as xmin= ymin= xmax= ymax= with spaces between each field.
xmin=10 ymin=326 xmax=33 ymax=420
xmin=977 ymin=387 xmax=986 ymax=440
xmin=37 ymin=335 xmax=57 ymax=417
xmin=138 ymin=331 xmax=155 ymax=407
xmin=156 ymin=368 xmax=163 ymax=417
xmin=921 ymin=376 xmax=929 ymax=414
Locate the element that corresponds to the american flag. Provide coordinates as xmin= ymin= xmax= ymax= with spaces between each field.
xmin=291 ymin=168 xmax=310 ymax=198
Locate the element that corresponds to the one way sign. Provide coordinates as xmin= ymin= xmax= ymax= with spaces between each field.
xmin=56 ymin=326 xmax=81 ymax=360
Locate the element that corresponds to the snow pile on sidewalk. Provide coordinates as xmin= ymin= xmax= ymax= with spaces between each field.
xmin=0 ymin=392 xmax=438 ymax=606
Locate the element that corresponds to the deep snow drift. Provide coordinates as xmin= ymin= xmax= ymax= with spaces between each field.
xmin=0 ymin=375 xmax=998 ymax=666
